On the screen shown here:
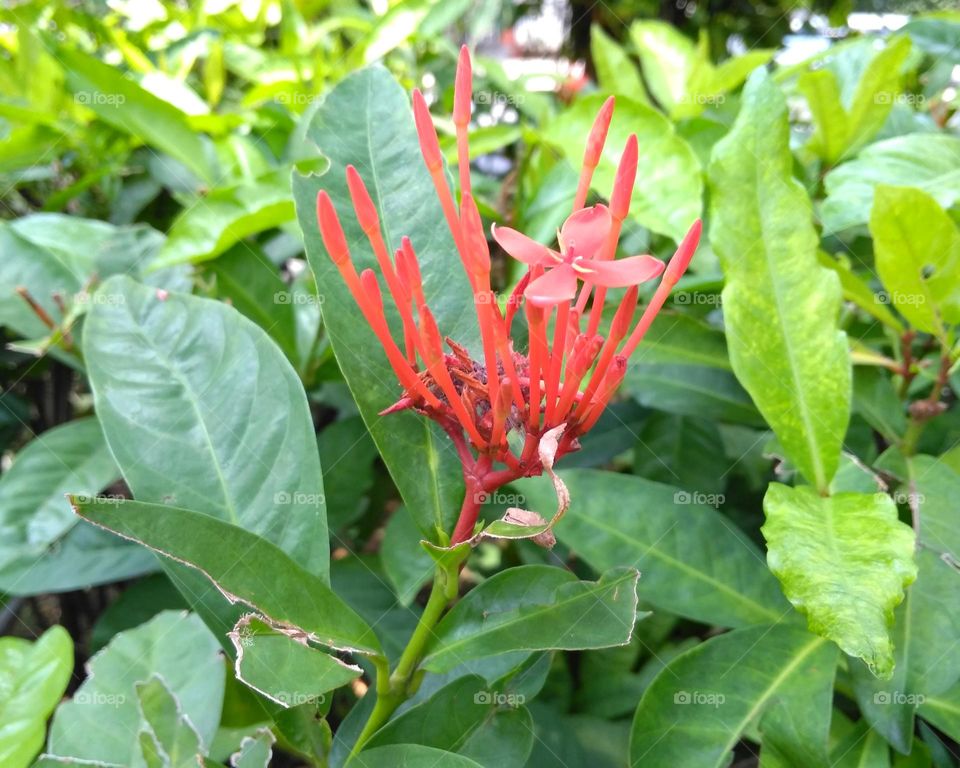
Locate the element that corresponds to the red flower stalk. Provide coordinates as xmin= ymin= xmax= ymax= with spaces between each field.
xmin=316 ymin=47 xmax=701 ymax=546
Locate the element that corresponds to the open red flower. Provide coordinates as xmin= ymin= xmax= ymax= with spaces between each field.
xmin=316 ymin=46 xmax=702 ymax=546
xmin=492 ymin=204 xmax=665 ymax=307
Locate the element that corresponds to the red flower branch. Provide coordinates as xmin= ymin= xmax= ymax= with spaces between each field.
xmin=317 ymin=47 xmax=702 ymax=546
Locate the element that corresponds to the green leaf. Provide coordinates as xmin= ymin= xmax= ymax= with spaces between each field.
xmin=800 ymin=36 xmax=911 ymax=163
xmin=0 ymin=214 xmax=164 ymax=340
xmin=850 ymin=548 xmax=960 ymax=754
xmin=421 ymin=566 xmax=641 ymax=673
xmin=230 ymin=616 xmax=361 ymax=707
xmin=353 ymin=744 xmax=484 ymax=768
xmin=292 ymin=66 xmax=478 ymax=539
xmin=590 ymin=25 xmax=649 ymax=104
xmin=47 ymin=611 xmax=224 ymax=765
xmin=57 ymin=46 xmax=213 ymax=183
xmin=515 ymin=470 xmax=788 ymax=628
xmin=364 ymin=674 xmax=534 ymax=766
xmin=151 ymin=170 xmax=295 ymax=269
xmin=762 ymin=483 xmax=917 ymax=678
xmin=909 ymin=455 xmax=960 ymax=562
xmin=83 ymin=275 xmax=328 ymax=578
xmin=541 ymin=93 xmax=702 ymax=242
xmin=229 ymin=728 xmax=275 ymax=768
xmin=318 ymin=416 xmax=378 ymax=532
xmin=853 ymin=366 xmax=907 ymax=443
xmin=829 ymin=721 xmax=891 ymax=768
xmin=0 ymin=418 xmax=155 ymax=595
xmin=818 ymin=250 xmax=903 ymax=331
xmin=135 ymin=676 xmax=203 ymax=767
xmin=0 ymin=626 xmax=73 ymax=768
xmin=199 ymin=243 xmax=298 ymax=364
xmin=70 ymin=496 xmax=381 ymax=656
xmin=630 ymin=624 xmax=836 ymax=768
xmin=709 ymin=69 xmax=851 ymax=491
xmin=821 ymin=134 xmax=960 ymax=234
xmin=920 ymin=685 xmax=960 ymax=745
xmin=633 ymin=413 xmax=728 ymax=493
xmin=624 ymin=364 xmax=762 ymax=425
xmin=870 ymin=184 xmax=960 ymax=339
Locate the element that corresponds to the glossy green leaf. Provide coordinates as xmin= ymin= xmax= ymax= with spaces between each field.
xmin=83 ymin=275 xmax=328 ymax=578
xmin=292 ymin=66 xmax=477 ymax=539
xmin=709 ymin=69 xmax=851 ymax=491
xmin=624 ymin=364 xmax=762 ymax=425
xmin=821 ymin=134 xmax=960 ymax=234
xmin=70 ymin=497 xmax=381 ymax=656
xmin=364 ymin=674 xmax=534 ymax=766
xmin=909 ymin=455 xmax=960 ymax=563
xmin=318 ymin=416 xmax=379 ymax=532
xmin=762 ymin=483 xmax=917 ymax=678
xmin=46 ymin=611 xmax=224 ymax=765
xmin=829 ymin=721 xmax=891 ymax=767
xmin=353 ymin=744 xmax=484 ymax=768
xmin=58 ymin=46 xmax=213 ymax=183
xmin=0 ymin=418 xmax=155 ymax=595
xmin=231 ymin=616 xmax=361 ymax=707
xmin=152 ymin=170 xmax=295 ymax=269
xmin=870 ymin=184 xmax=960 ymax=338
xmin=630 ymin=623 xmax=835 ymax=768
xmin=541 ymin=93 xmax=702 ymax=242
xmin=590 ymin=25 xmax=649 ymax=104
xmin=515 ymin=470 xmax=787 ymax=628
xmin=421 ymin=566 xmax=640 ymax=673
xmin=0 ymin=626 xmax=73 ymax=768
xmin=633 ymin=413 xmax=728 ymax=493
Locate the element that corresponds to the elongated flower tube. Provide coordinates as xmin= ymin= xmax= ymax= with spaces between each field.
xmin=316 ymin=46 xmax=701 ymax=545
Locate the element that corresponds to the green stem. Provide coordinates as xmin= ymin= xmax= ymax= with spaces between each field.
xmin=348 ymin=563 xmax=458 ymax=759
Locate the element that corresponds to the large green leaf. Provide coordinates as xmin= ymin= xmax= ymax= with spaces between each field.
xmin=83 ymin=274 xmax=328 ymax=578
xmin=46 ymin=611 xmax=224 ymax=765
xmin=292 ymin=66 xmax=478 ymax=539
xmin=515 ymin=470 xmax=788 ymax=628
xmin=0 ymin=626 xmax=73 ymax=768
xmin=421 ymin=566 xmax=640 ymax=673
xmin=709 ymin=69 xmax=851 ymax=492
xmin=151 ymin=170 xmax=295 ymax=269
xmin=909 ymin=455 xmax=960 ymax=562
xmin=135 ymin=676 xmax=203 ymax=767
xmin=71 ymin=496 xmax=380 ymax=656
xmin=0 ymin=418 xmax=155 ymax=595
xmin=541 ymin=93 xmax=702 ymax=242
xmin=762 ymin=483 xmax=917 ymax=678
xmin=821 ymin=134 xmax=960 ymax=234
xmin=630 ymin=623 xmax=836 ymax=768
xmin=870 ymin=184 xmax=960 ymax=338
xmin=57 ymin=45 xmax=213 ymax=182
xmin=799 ymin=36 xmax=911 ymax=163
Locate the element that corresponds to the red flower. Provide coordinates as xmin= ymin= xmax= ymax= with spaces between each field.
xmin=492 ymin=205 xmax=665 ymax=307
xmin=316 ymin=46 xmax=702 ymax=545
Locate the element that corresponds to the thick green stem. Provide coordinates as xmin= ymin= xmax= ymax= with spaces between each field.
xmin=348 ymin=562 xmax=458 ymax=760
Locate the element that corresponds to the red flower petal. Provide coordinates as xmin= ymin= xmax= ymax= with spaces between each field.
xmin=525 ymin=264 xmax=578 ymax=307
xmin=492 ymin=224 xmax=555 ymax=266
xmin=559 ymin=205 xmax=611 ymax=259
xmin=580 ymin=255 xmax=665 ymax=288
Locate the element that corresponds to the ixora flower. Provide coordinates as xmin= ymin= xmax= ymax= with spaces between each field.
xmin=316 ymin=46 xmax=701 ymax=546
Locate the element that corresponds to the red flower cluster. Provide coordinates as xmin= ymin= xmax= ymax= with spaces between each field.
xmin=316 ymin=47 xmax=700 ymax=544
